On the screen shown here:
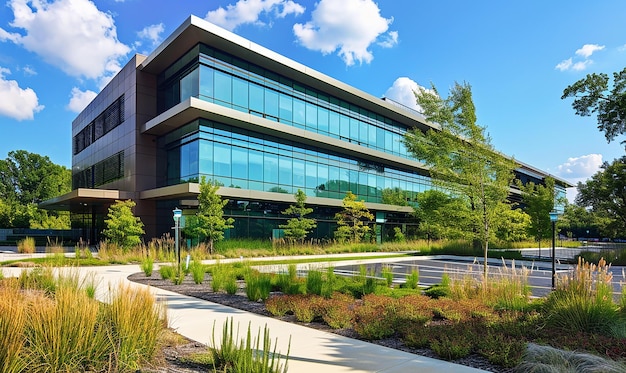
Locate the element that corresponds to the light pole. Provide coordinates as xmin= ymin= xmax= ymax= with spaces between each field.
xmin=173 ymin=208 xmax=182 ymax=273
xmin=549 ymin=211 xmax=559 ymax=289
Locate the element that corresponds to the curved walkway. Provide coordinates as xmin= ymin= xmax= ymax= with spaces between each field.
xmin=2 ymin=254 xmax=489 ymax=372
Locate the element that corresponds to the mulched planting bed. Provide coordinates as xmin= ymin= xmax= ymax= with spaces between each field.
xmin=129 ymin=272 xmax=513 ymax=373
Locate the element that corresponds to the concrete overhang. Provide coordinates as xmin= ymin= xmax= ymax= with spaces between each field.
xmin=140 ymin=183 xmax=414 ymax=213
xmin=39 ymin=188 xmax=135 ymax=211
xmin=138 ymin=15 xmax=433 ymax=133
xmin=142 ymin=97 xmax=429 ymax=176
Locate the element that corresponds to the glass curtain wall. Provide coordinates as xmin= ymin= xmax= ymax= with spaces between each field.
xmin=157 ymin=44 xmax=414 ymax=161
xmin=160 ymin=119 xmax=432 ymax=204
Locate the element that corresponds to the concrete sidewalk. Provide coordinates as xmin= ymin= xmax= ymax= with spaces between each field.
xmin=2 ymin=261 xmax=489 ymax=372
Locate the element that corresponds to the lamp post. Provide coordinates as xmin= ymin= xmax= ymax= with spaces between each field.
xmin=549 ymin=211 xmax=559 ymax=289
xmin=173 ymin=208 xmax=182 ymax=272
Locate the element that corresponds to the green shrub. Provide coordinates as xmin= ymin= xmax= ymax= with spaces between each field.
xmin=306 ymin=269 xmax=323 ymax=296
xmin=265 ymin=295 xmax=291 ymax=317
xmin=404 ymin=269 xmax=419 ymax=289
xmin=352 ymin=294 xmax=398 ymax=340
xmin=381 ymin=265 xmax=394 ymax=287
xmin=224 ymin=276 xmax=239 ymax=295
xmin=190 ymin=261 xmax=205 ymax=284
xmin=245 ymin=271 xmax=272 ymax=301
xmin=429 ymin=324 xmax=474 ymax=361
xmin=289 ymin=294 xmax=322 ymax=323
xmin=319 ymin=294 xmax=355 ymax=329
xmin=159 ymin=265 xmax=175 ymax=280
xmin=141 ymin=256 xmax=154 ymax=277
xmin=476 ymin=331 xmax=525 ymax=368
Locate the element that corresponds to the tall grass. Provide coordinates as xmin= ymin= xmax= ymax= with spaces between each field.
xmin=0 ymin=281 xmax=26 ymax=373
xmin=17 ymin=237 xmax=36 ymax=254
xmin=245 ymin=270 xmax=272 ymax=301
xmin=210 ymin=318 xmax=289 ymax=373
xmin=544 ymin=257 xmax=621 ymax=335
xmin=105 ymin=284 xmax=165 ymax=371
xmin=514 ymin=343 xmax=626 ymax=373
xmin=1 ymin=271 xmax=166 ymax=372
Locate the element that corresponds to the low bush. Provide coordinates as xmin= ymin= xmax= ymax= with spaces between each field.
xmin=352 ymin=294 xmax=398 ymax=340
xmin=159 ymin=265 xmax=175 ymax=280
xmin=319 ymin=294 xmax=354 ymax=329
xmin=265 ymin=295 xmax=291 ymax=317
xmin=306 ymin=269 xmax=323 ymax=296
xmin=189 ymin=261 xmax=205 ymax=284
xmin=404 ymin=269 xmax=419 ymax=289
xmin=245 ymin=271 xmax=272 ymax=301
xmin=141 ymin=256 xmax=154 ymax=277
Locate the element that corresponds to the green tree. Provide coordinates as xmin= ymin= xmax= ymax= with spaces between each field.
xmin=517 ymin=177 xmax=556 ymax=249
xmin=186 ymin=177 xmax=234 ymax=254
xmin=381 ymin=187 xmax=409 ymax=206
xmin=279 ymin=189 xmax=317 ymax=243
xmin=559 ymin=202 xmax=611 ymax=239
xmin=0 ymin=150 xmax=71 ymax=228
xmin=102 ymin=200 xmax=144 ymax=250
xmin=403 ymin=82 xmax=516 ymax=277
xmin=0 ymin=150 xmax=71 ymax=204
xmin=576 ymin=157 xmax=626 ymax=235
xmin=561 ymin=67 xmax=626 ymax=146
xmin=495 ymin=206 xmax=531 ymax=243
xmin=334 ymin=191 xmax=374 ymax=243
xmin=413 ymin=189 xmax=470 ymax=244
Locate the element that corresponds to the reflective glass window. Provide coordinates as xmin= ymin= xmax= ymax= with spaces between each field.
xmin=214 ymin=70 xmax=232 ymax=105
xmin=279 ymin=156 xmax=292 ymax=186
xmin=318 ymin=107 xmax=329 ymax=134
xmin=199 ymin=140 xmax=213 ymax=175
xmin=305 ymin=161 xmax=317 ymax=189
xmin=232 ymin=147 xmax=248 ymax=180
xmin=249 ymin=149 xmax=263 ymax=181
xmin=293 ymin=158 xmax=304 ymax=187
xmin=180 ymin=68 xmax=199 ymax=102
xmin=305 ymin=101 xmax=317 ymax=129
xmin=214 ymin=142 xmax=231 ymax=177
xmin=232 ymin=76 xmax=249 ymax=109
xmin=249 ymin=84 xmax=263 ymax=113
xmin=279 ymin=93 xmax=293 ymax=122
xmin=293 ymin=98 xmax=305 ymax=126
xmin=264 ymin=152 xmax=278 ymax=183
xmin=265 ymin=89 xmax=279 ymax=118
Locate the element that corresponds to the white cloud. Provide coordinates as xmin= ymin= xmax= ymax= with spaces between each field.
xmin=0 ymin=0 xmax=130 ymax=85
xmin=67 ymin=87 xmax=97 ymax=113
xmin=575 ymin=44 xmax=605 ymax=58
xmin=206 ymin=0 xmax=305 ymax=31
xmin=137 ymin=23 xmax=164 ymax=48
xmin=554 ymin=154 xmax=604 ymax=203
xmin=556 ymin=44 xmax=605 ymax=72
xmin=293 ymin=0 xmax=397 ymax=66
xmin=384 ymin=77 xmax=426 ymax=113
xmin=22 ymin=65 xmax=36 ymax=76
xmin=555 ymin=154 xmax=603 ymax=180
xmin=0 ymin=67 xmax=44 ymax=120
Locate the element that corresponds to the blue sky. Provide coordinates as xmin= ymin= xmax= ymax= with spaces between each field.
xmin=1 ymin=0 xmax=625 ymax=201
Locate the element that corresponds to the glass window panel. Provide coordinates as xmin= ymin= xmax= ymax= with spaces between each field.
xmin=180 ymin=68 xmax=199 ymax=102
xmin=359 ymin=120 xmax=368 ymax=144
xmin=318 ymin=107 xmax=329 ymax=134
xmin=376 ymin=127 xmax=385 ymax=149
xmin=214 ymin=142 xmax=231 ymax=177
xmin=279 ymin=93 xmax=292 ymax=122
xmin=249 ymin=84 xmax=264 ymax=113
xmin=279 ymin=156 xmax=292 ymax=186
xmin=340 ymin=114 xmax=349 ymax=138
xmin=329 ymin=111 xmax=340 ymax=137
xmin=199 ymin=140 xmax=213 ymax=176
xmin=293 ymin=158 xmax=304 ymax=187
xmin=264 ymin=152 xmax=278 ymax=183
xmin=369 ymin=123 xmax=376 ymax=146
xmin=305 ymin=161 xmax=317 ymax=189
xmin=232 ymin=76 xmax=248 ymax=109
xmin=317 ymin=163 xmax=328 ymax=189
xmin=214 ymin=70 xmax=232 ymax=105
xmin=200 ymin=65 xmax=214 ymax=98
xmin=328 ymin=166 xmax=340 ymax=192
xmin=249 ymin=149 xmax=263 ymax=182
xmin=265 ymin=89 xmax=279 ymax=117
xmin=359 ymin=172 xmax=368 ymax=196
xmin=232 ymin=147 xmax=248 ymax=180
xmin=293 ymin=98 xmax=305 ymax=126
xmin=167 ymin=149 xmax=180 ymax=184
xmin=305 ymin=102 xmax=317 ymax=129
xmin=385 ymin=131 xmax=393 ymax=152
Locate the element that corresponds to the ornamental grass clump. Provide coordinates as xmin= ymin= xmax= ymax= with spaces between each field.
xmin=245 ymin=270 xmax=272 ymax=301
xmin=306 ymin=269 xmax=323 ymax=296
xmin=0 ymin=282 xmax=27 ymax=373
xmin=209 ymin=318 xmax=290 ymax=373
xmin=544 ymin=257 xmax=621 ymax=336
xmin=17 ymin=236 xmax=36 ymax=254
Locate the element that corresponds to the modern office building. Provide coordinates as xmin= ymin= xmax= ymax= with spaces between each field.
xmin=42 ymin=15 xmax=570 ymax=243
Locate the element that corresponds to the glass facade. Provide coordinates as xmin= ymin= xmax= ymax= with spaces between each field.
xmin=159 ymin=120 xmax=432 ymax=203
xmin=157 ymin=44 xmax=412 ymax=160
